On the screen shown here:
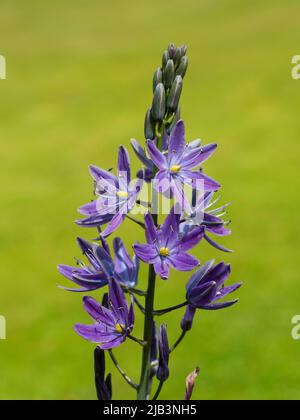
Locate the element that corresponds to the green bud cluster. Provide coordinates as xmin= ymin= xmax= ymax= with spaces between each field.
xmin=144 ymin=43 xmax=188 ymax=140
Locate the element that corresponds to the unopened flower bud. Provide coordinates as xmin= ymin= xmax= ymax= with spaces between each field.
xmin=167 ymin=43 xmax=175 ymax=58
xmin=152 ymin=83 xmax=166 ymax=122
xmin=180 ymin=304 xmax=196 ymax=332
xmin=163 ymin=59 xmax=175 ymax=88
xmin=173 ymin=47 xmax=182 ymax=66
xmin=162 ymin=50 xmax=169 ymax=69
xmin=184 ymin=367 xmax=200 ymax=400
xmin=167 ymin=75 xmax=183 ymax=112
xmin=176 ymin=56 xmax=188 ymax=79
xmin=181 ymin=44 xmax=188 ymax=56
xmin=153 ymin=67 xmax=163 ymax=93
xmin=144 ymin=108 xmax=155 ymax=140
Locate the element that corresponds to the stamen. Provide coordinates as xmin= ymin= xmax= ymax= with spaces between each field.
xmin=170 ymin=165 xmax=181 ymax=173
xmin=115 ymin=323 xmax=125 ymax=333
xmin=159 ymin=247 xmax=170 ymax=257
xmin=117 ymin=191 xmax=129 ymax=198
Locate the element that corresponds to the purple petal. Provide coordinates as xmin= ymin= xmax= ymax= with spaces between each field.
xmin=144 ymin=213 xmax=157 ymax=244
xmin=113 ymin=238 xmax=134 ymax=285
xmin=78 ymin=201 xmax=98 ymax=216
xmin=169 ymin=252 xmax=199 ymax=271
xmin=204 ymin=233 xmax=233 ymax=253
xmin=89 ymin=165 xmax=117 ymax=184
xmin=168 ymin=120 xmax=185 ymax=163
xmin=133 ymin=243 xmax=158 ymax=264
xmin=108 ymin=278 xmax=128 ymax=322
xmin=190 ymin=172 xmax=221 ymax=192
xmin=199 ymin=299 xmax=239 ymax=310
xmin=83 ymin=296 xmax=116 ymax=325
xmin=101 ymin=212 xmax=126 ymax=238
xmin=131 ymin=139 xmax=152 ymax=169
xmin=118 ymin=146 xmax=131 ymax=185
xmin=146 ymin=141 xmax=168 ymax=170
xmin=213 ymin=282 xmax=242 ymax=302
xmin=75 ymin=323 xmax=122 ymax=346
xmin=180 ymin=226 xmax=204 ymax=251
xmin=186 ymin=260 xmax=215 ymax=292
xmin=154 ymin=259 xmax=170 ymax=280
xmin=183 ymin=144 xmax=217 ymax=169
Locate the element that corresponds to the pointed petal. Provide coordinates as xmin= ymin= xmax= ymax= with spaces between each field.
xmin=146 ymin=140 xmax=168 ymax=170
xmin=168 ymin=120 xmax=185 ymax=163
xmin=169 ymin=252 xmax=199 ymax=271
xmin=133 ymin=243 xmax=158 ymax=264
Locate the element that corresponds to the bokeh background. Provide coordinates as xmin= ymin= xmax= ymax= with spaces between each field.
xmin=0 ymin=0 xmax=300 ymax=400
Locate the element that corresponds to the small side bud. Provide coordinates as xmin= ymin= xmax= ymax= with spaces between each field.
xmin=153 ymin=67 xmax=163 ymax=92
xmin=167 ymin=75 xmax=183 ymax=112
xmin=152 ymin=83 xmax=166 ymax=122
xmin=163 ymin=59 xmax=175 ymax=88
xmin=176 ymin=56 xmax=188 ymax=79
xmin=166 ymin=106 xmax=181 ymax=135
xmin=144 ymin=108 xmax=155 ymax=140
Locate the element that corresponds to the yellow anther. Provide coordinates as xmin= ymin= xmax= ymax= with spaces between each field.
xmin=159 ymin=247 xmax=170 ymax=257
xmin=117 ymin=191 xmax=129 ymax=198
xmin=115 ymin=323 xmax=125 ymax=333
xmin=170 ymin=165 xmax=181 ymax=173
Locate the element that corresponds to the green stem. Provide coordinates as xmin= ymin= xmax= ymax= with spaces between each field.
xmin=137 ymin=241 xmax=157 ymax=400
xmin=153 ymin=301 xmax=188 ymax=316
xmin=137 ymin=120 xmax=165 ymax=400
xmin=152 ymin=380 xmax=164 ymax=400
xmin=108 ymin=350 xmax=138 ymax=390
xmin=169 ymin=330 xmax=186 ymax=353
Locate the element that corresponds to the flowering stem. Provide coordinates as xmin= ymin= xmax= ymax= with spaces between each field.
xmin=128 ymin=334 xmax=147 ymax=347
xmin=131 ymin=295 xmax=146 ymax=314
xmin=126 ymin=214 xmax=145 ymax=229
xmin=152 ymin=380 xmax=164 ymax=401
xmin=169 ymin=330 xmax=187 ymax=353
xmin=108 ymin=350 xmax=138 ymax=390
xmin=121 ymin=285 xmax=147 ymax=297
xmin=137 ymin=251 xmax=157 ymax=400
xmin=153 ymin=301 xmax=188 ymax=316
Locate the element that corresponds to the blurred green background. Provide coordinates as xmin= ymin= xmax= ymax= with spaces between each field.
xmin=0 ymin=0 xmax=300 ymax=400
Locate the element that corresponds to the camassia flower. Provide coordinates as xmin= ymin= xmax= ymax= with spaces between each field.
xmin=186 ymin=260 xmax=242 ymax=310
xmin=58 ymin=237 xmax=139 ymax=291
xmin=75 ymin=278 xmax=134 ymax=349
xmin=133 ymin=207 xmax=203 ymax=280
xmin=76 ymin=146 xmax=142 ymax=237
xmin=146 ymin=120 xmax=220 ymax=210
xmin=180 ymin=191 xmax=232 ymax=252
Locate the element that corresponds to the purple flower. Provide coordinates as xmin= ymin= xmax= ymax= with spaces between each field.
xmin=57 ymin=237 xmax=110 ymax=292
xmin=157 ymin=324 xmax=169 ymax=382
xmin=181 ymin=191 xmax=232 ymax=252
xmin=94 ymin=347 xmax=112 ymax=400
xmin=76 ymin=146 xmax=142 ymax=237
xmin=74 ymin=278 xmax=134 ymax=349
xmin=133 ymin=207 xmax=203 ymax=280
xmin=186 ymin=260 xmax=242 ymax=310
xmin=146 ymin=120 xmax=220 ymax=210
xmin=58 ymin=237 xmax=139 ymax=291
